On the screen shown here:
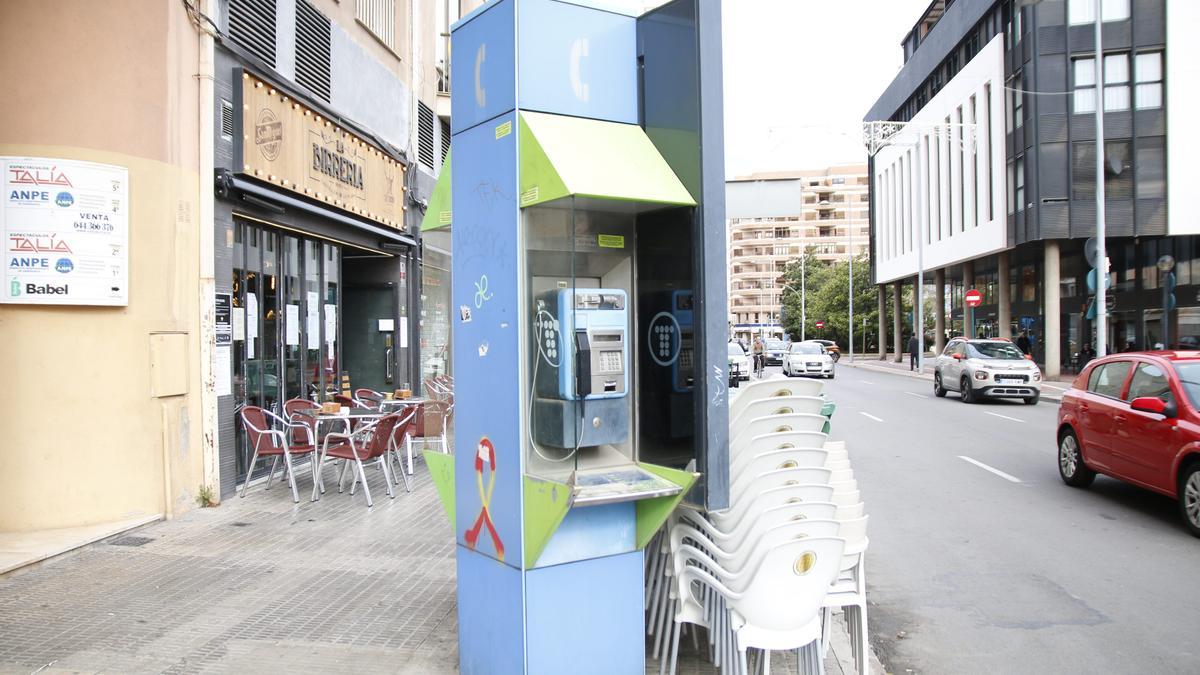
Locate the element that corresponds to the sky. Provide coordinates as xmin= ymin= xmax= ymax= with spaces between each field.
xmin=722 ymin=0 xmax=933 ymax=178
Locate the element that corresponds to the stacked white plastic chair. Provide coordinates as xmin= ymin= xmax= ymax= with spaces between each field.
xmin=645 ymin=375 xmax=871 ymax=675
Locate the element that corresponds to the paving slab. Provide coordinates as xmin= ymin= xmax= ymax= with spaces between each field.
xmin=1 ymin=454 xmax=882 ymax=674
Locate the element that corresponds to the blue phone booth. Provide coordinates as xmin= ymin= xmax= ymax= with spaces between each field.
xmin=420 ymin=1 xmax=728 ymax=672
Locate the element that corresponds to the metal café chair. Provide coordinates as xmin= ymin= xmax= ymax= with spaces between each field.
xmin=354 ymin=388 xmax=385 ymax=410
xmin=239 ymin=405 xmax=319 ymax=504
xmin=313 ymin=412 xmax=403 ymax=508
xmin=385 ymin=407 xmax=419 ymax=492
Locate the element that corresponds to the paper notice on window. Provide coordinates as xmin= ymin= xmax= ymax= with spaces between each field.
xmin=307 ymin=291 xmax=320 ymax=349
xmin=214 ymin=346 xmax=232 ymax=396
xmin=400 ymin=317 xmax=408 ymax=348
xmin=286 ymin=304 xmax=300 ymax=346
xmin=246 ymin=292 xmax=259 ymax=340
xmin=232 ymin=307 xmax=245 ymax=341
xmin=325 ymin=304 xmax=338 ymax=347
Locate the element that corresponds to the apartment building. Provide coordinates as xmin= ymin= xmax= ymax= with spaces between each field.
xmin=865 ymin=0 xmax=1198 ymax=376
xmin=727 ymin=165 xmax=869 ymax=338
xmin=0 ymin=0 xmax=473 ymax=568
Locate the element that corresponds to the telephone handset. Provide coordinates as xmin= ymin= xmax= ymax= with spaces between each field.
xmin=574 ymin=329 xmax=593 ymax=398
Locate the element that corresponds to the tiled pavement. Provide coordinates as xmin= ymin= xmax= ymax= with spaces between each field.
xmin=0 ymin=456 xmax=872 ymax=674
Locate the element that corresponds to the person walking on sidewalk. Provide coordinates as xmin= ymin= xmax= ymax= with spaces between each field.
xmin=908 ymin=334 xmax=919 ymax=371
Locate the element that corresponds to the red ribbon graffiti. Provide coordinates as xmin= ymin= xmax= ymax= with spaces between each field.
xmin=464 ymin=437 xmax=505 ymax=560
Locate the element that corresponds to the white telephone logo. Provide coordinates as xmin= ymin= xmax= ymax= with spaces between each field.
xmin=569 ymin=38 xmax=589 ymax=103
xmin=474 ymin=43 xmax=487 ymax=108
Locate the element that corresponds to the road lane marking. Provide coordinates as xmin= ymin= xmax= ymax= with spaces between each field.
xmin=958 ymin=456 xmax=1022 ymax=483
xmin=1041 ymin=383 xmax=1067 ymax=391
xmin=985 ymin=411 xmax=1025 ymax=423
xmin=858 ymin=379 xmax=876 ymax=385
xmin=904 ymin=391 xmax=930 ymax=399
xmin=859 ymin=412 xmax=884 ymax=422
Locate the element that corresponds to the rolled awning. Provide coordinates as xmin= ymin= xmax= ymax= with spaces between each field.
xmin=518 ymin=111 xmax=695 ymax=209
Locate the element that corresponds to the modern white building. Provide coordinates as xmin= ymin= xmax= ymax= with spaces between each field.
xmin=865 ymin=0 xmax=1198 ymax=376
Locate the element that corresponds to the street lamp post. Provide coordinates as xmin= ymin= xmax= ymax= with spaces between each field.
xmin=1092 ymin=0 xmax=1108 ymax=358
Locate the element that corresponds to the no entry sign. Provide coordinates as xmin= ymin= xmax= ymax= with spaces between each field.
xmin=815 ymin=320 xmax=825 ymax=329
xmin=965 ymin=289 xmax=983 ymax=308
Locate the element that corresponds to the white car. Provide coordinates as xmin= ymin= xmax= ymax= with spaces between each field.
xmin=933 ymin=338 xmax=1042 ymax=404
xmin=783 ymin=341 xmax=835 ymax=379
xmin=728 ymin=342 xmax=751 ymax=381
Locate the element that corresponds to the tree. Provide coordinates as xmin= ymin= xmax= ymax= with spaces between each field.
xmin=779 ymin=253 xmax=878 ymax=352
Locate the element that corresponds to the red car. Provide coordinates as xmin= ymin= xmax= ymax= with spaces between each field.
xmin=1057 ymin=351 xmax=1200 ymax=537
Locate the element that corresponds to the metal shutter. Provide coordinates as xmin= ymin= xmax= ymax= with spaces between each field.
xmin=295 ymin=0 xmax=332 ymax=102
xmin=228 ymin=0 xmax=276 ymax=67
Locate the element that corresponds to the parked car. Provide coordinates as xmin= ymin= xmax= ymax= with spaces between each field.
xmin=764 ymin=339 xmax=788 ymax=366
xmin=782 ymin=341 xmax=835 ymax=379
xmin=728 ymin=342 xmax=750 ymax=381
xmin=933 ymin=338 xmax=1042 ymax=404
xmin=811 ymin=339 xmax=841 ymax=362
xmin=1056 ymin=351 xmax=1200 ymax=537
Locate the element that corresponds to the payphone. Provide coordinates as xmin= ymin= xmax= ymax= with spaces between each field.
xmin=670 ymin=290 xmax=694 ymax=393
xmin=532 ymin=287 xmax=630 ymax=450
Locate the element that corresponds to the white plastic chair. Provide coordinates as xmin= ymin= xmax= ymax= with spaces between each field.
xmin=821 ymin=516 xmax=870 ymax=675
xmin=730 ymin=378 xmax=825 ymax=420
xmin=704 ymin=483 xmax=837 ymax=534
xmin=675 ymin=536 xmax=846 ymax=675
xmin=731 ymin=396 xmax=826 ymax=439
xmin=731 ymin=448 xmax=829 ymax=487
xmin=730 ymin=413 xmax=829 ymax=454
xmin=729 ymin=466 xmax=833 ymax=508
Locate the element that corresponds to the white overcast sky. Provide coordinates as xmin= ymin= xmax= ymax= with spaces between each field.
xmin=597 ymin=0 xmax=932 ymax=176
xmin=721 ymin=0 xmax=932 ymax=178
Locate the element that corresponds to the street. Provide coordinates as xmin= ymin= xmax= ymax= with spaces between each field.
xmin=749 ymin=362 xmax=1198 ymax=674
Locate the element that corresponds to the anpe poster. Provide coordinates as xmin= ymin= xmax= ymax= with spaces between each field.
xmin=2 ymin=157 xmax=129 ymax=306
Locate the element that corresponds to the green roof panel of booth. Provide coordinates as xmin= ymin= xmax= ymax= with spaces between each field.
xmin=420 ymin=149 xmax=453 ymax=231
xmin=518 ymin=111 xmax=696 ymax=209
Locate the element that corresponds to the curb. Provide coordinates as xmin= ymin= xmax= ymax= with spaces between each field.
xmin=841 ymin=360 xmax=1065 ymax=403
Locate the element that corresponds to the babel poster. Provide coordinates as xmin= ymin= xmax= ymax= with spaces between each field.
xmin=2 ymin=156 xmax=129 ymax=306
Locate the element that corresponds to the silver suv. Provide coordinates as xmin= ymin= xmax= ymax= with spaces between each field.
xmin=933 ymin=338 xmax=1043 ymax=405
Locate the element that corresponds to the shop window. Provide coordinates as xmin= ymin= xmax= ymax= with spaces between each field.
xmin=229 ymin=0 xmax=277 ymax=67
xmin=296 ymin=0 xmax=332 ymax=102
xmin=1135 ymin=52 xmax=1163 ymax=110
xmin=1143 ymin=239 xmax=1162 ymax=290
xmin=1136 ymin=137 xmax=1165 ymax=198
xmin=1177 ymin=308 xmax=1200 ymax=351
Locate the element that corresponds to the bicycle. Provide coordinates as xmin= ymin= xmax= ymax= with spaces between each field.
xmin=753 ymin=353 xmax=766 ymax=378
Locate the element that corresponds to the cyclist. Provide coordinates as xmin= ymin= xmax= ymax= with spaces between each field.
xmin=752 ymin=336 xmax=766 ymax=378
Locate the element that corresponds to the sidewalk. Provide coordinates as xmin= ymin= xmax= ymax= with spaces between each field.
xmin=844 ymin=354 xmax=1074 ymax=402
xmin=0 ymin=455 xmax=881 ymax=675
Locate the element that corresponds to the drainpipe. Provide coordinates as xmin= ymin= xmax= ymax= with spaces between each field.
xmin=197 ymin=0 xmax=219 ymax=503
